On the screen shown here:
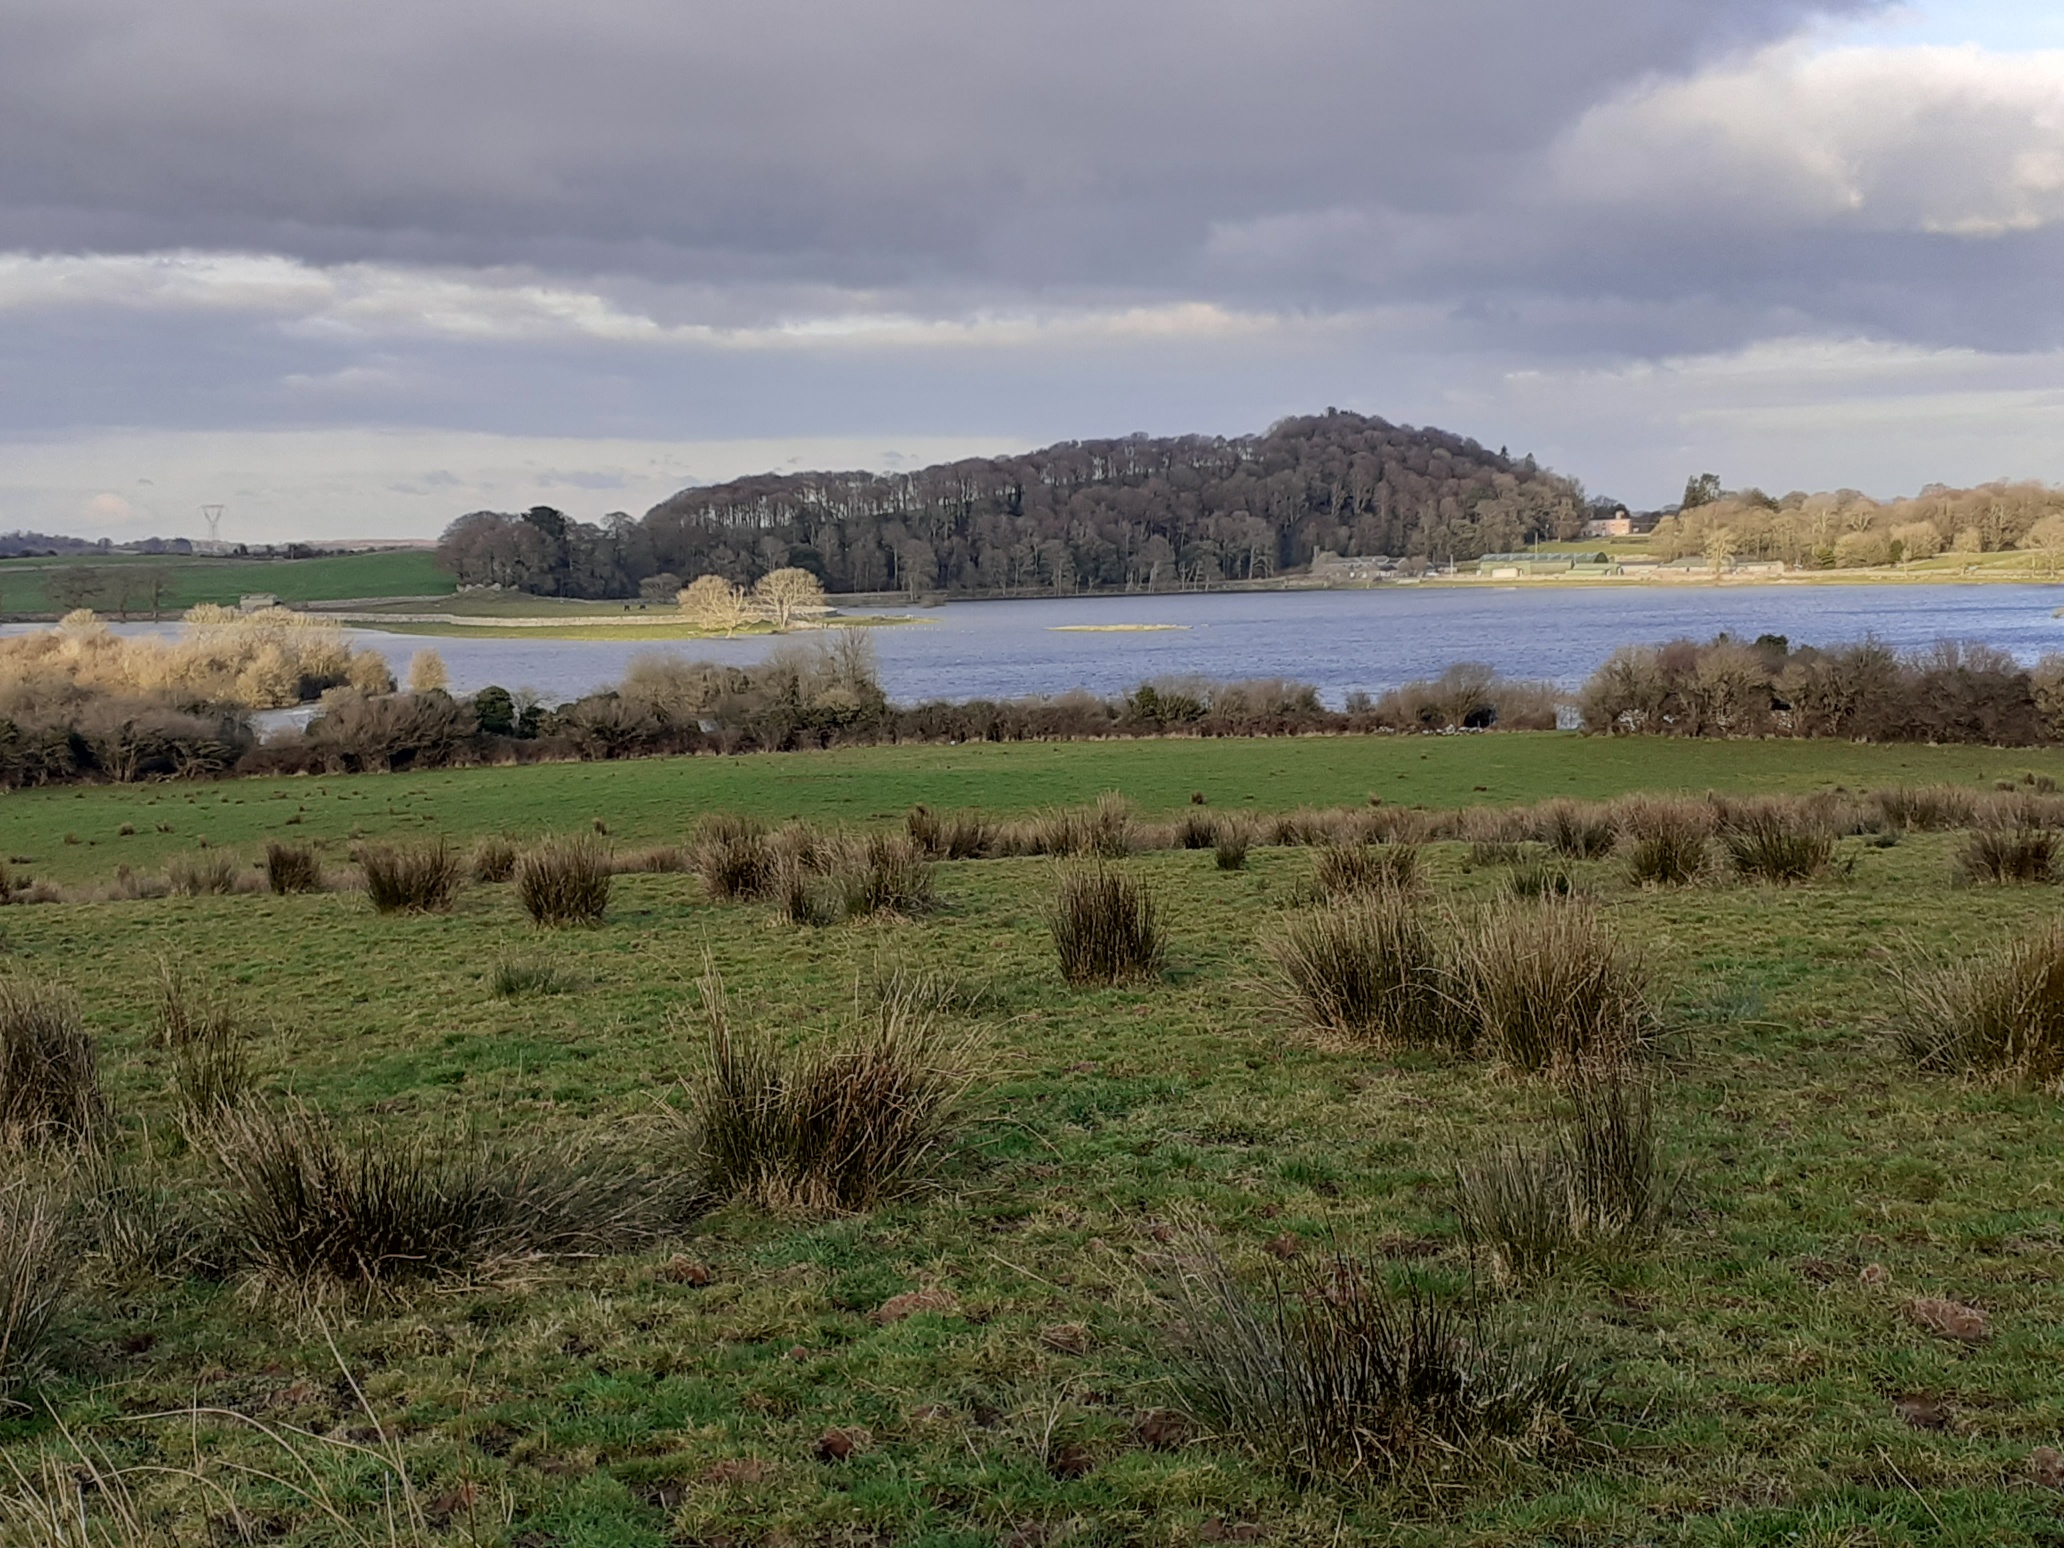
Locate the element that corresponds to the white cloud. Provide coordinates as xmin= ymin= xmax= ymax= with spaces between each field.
xmin=1556 ymin=42 xmax=2064 ymax=236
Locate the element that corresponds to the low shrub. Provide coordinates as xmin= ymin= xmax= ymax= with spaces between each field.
xmin=1720 ymin=801 xmax=1834 ymax=884
xmin=1538 ymin=801 xmax=1617 ymax=860
xmin=1955 ymin=826 xmax=2056 ymax=885
xmin=1896 ymin=925 xmax=2064 ymax=1083
xmin=686 ymin=970 xmax=973 ymax=1213
xmin=0 ymin=1179 xmax=75 ymax=1399
xmin=263 ymin=841 xmax=322 ymax=895
xmin=1266 ymin=894 xmax=1453 ymax=1049
xmin=516 ymin=835 xmax=613 ymax=926
xmin=154 ymin=961 xmax=250 ymax=1129
xmin=1311 ymin=842 xmax=1418 ymax=900
xmin=167 ymin=851 xmax=240 ymax=897
xmin=1453 ymin=1080 xmax=1678 ymax=1281
xmin=1169 ymin=1247 xmax=1599 ymax=1485
xmin=1457 ymin=900 xmax=1655 ymax=1076
xmin=470 ymin=835 xmax=519 ymax=883
xmin=359 ymin=839 xmax=461 ymax=913
xmin=208 ymin=1104 xmax=670 ymax=1289
xmin=1049 ymin=866 xmax=1165 ymax=985
xmin=0 ymin=976 xmax=105 ymax=1148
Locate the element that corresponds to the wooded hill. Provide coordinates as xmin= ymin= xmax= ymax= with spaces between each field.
xmin=638 ymin=409 xmax=1585 ymax=596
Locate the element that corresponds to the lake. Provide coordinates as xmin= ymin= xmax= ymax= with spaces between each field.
xmin=18 ymin=583 xmax=2064 ymax=710
xmin=331 ymin=584 xmax=2064 ymax=707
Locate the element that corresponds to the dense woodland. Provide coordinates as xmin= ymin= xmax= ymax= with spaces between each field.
xmin=436 ymin=411 xmax=1589 ymax=598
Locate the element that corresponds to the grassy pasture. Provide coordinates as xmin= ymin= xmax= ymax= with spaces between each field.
xmin=2 ymin=740 xmax=2064 ymax=1542
xmin=0 ymin=549 xmax=452 ymax=617
xmin=9 ymin=731 xmax=2064 ymax=888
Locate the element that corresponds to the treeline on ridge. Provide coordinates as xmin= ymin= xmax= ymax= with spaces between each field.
xmin=437 ymin=410 xmax=1589 ymax=600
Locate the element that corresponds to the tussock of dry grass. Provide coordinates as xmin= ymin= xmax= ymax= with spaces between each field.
xmin=1456 ymin=900 xmax=1655 ymax=1076
xmin=154 ymin=960 xmax=251 ymax=1130
xmin=1954 ymin=826 xmax=2056 ymax=885
xmin=1048 ymin=866 xmax=1165 ymax=984
xmin=0 ymin=1179 xmax=75 ymax=1400
xmin=516 ymin=834 xmax=613 ymax=926
xmin=1454 ymin=1079 xmax=1678 ymax=1281
xmin=1310 ymin=842 xmax=1419 ymax=900
xmin=1897 ymin=924 xmax=2064 ymax=1083
xmin=0 ymin=976 xmax=104 ymax=1149
xmin=1719 ymin=800 xmax=1834 ymax=884
xmin=1266 ymin=894 xmax=1452 ymax=1049
xmin=470 ymin=835 xmax=519 ymax=883
xmin=262 ymin=841 xmax=322 ymax=895
xmin=1169 ymin=1246 xmax=1599 ymax=1485
xmin=207 ymin=1104 xmax=676 ymax=1290
xmin=358 ymin=839 xmax=461 ymax=913
xmin=684 ymin=970 xmax=973 ymax=1214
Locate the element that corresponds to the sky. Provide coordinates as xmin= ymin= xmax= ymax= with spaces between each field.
xmin=1 ymin=0 xmax=2062 ymax=543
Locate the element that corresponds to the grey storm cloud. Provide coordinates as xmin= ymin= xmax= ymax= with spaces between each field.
xmin=0 ymin=0 xmax=1876 ymax=297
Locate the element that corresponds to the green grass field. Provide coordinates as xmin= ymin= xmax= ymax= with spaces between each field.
xmin=7 ymin=732 xmax=2063 ymax=889
xmin=0 ymin=549 xmax=453 ymax=617
xmin=4 ymin=736 xmax=2064 ymax=1544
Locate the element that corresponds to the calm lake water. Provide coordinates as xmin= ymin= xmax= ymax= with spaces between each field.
xmin=333 ymin=585 xmax=2064 ymax=707
xmin=22 ymin=584 xmax=2064 ymax=709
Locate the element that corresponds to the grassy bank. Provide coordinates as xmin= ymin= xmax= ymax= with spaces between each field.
xmin=2 ymin=740 xmax=2063 ymax=1542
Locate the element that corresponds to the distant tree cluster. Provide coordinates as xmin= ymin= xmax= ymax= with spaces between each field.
xmin=437 ymin=411 xmax=1585 ymax=599
xmin=1649 ymin=481 xmax=2064 ymax=570
xmin=435 ymin=506 xmax=656 ymax=597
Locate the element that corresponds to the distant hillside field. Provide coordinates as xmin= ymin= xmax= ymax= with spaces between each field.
xmin=0 ymin=548 xmax=453 ymax=618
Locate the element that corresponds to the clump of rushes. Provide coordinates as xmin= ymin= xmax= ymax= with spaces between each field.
xmin=492 ymin=959 xmax=575 ymax=998
xmin=685 ymin=969 xmax=973 ymax=1214
xmin=1457 ymin=899 xmax=1655 ymax=1076
xmin=1214 ymin=822 xmax=1251 ymax=872
xmin=0 ymin=1179 xmax=75 ymax=1400
xmin=154 ymin=960 xmax=250 ymax=1130
xmin=833 ymin=834 xmax=936 ymax=918
xmin=1619 ymin=798 xmax=1709 ymax=887
xmin=470 ymin=835 xmax=519 ymax=883
xmin=1453 ymin=1079 xmax=1679 ymax=1282
xmin=1870 ymin=784 xmax=1976 ymax=832
xmin=1176 ymin=809 xmax=1220 ymax=850
xmin=358 ymin=839 xmax=461 ymax=913
xmin=1954 ymin=826 xmax=2056 ymax=885
xmin=263 ymin=841 xmax=322 ymax=895
xmin=516 ymin=834 xmax=613 ymax=926
xmin=695 ymin=821 xmax=774 ymax=901
xmin=1310 ymin=842 xmax=1418 ymax=900
xmin=1896 ymin=924 xmax=2064 ymax=1083
xmin=904 ymin=803 xmax=989 ymax=859
xmin=0 ymin=976 xmax=105 ymax=1149
xmin=167 ymin=851 xmax=239 ymax=897
xmin=1049 ymin=865 xmax=1165 ymax=985
xmin=1266 ymin=893 xmax=1453 ymax=1049
xmin=1719 ymin=800 xmax=1834 ymax=884
xmin=207 ymin=1104 xmax=670 ymax=1291
xmin=1169 ymin=1247 xmax=1599 ymax=1486
xmin=1507 ymin=861 xmax=1577 ymax=901
xmin=1538 ymin=801 xmax=1617 ymax=860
